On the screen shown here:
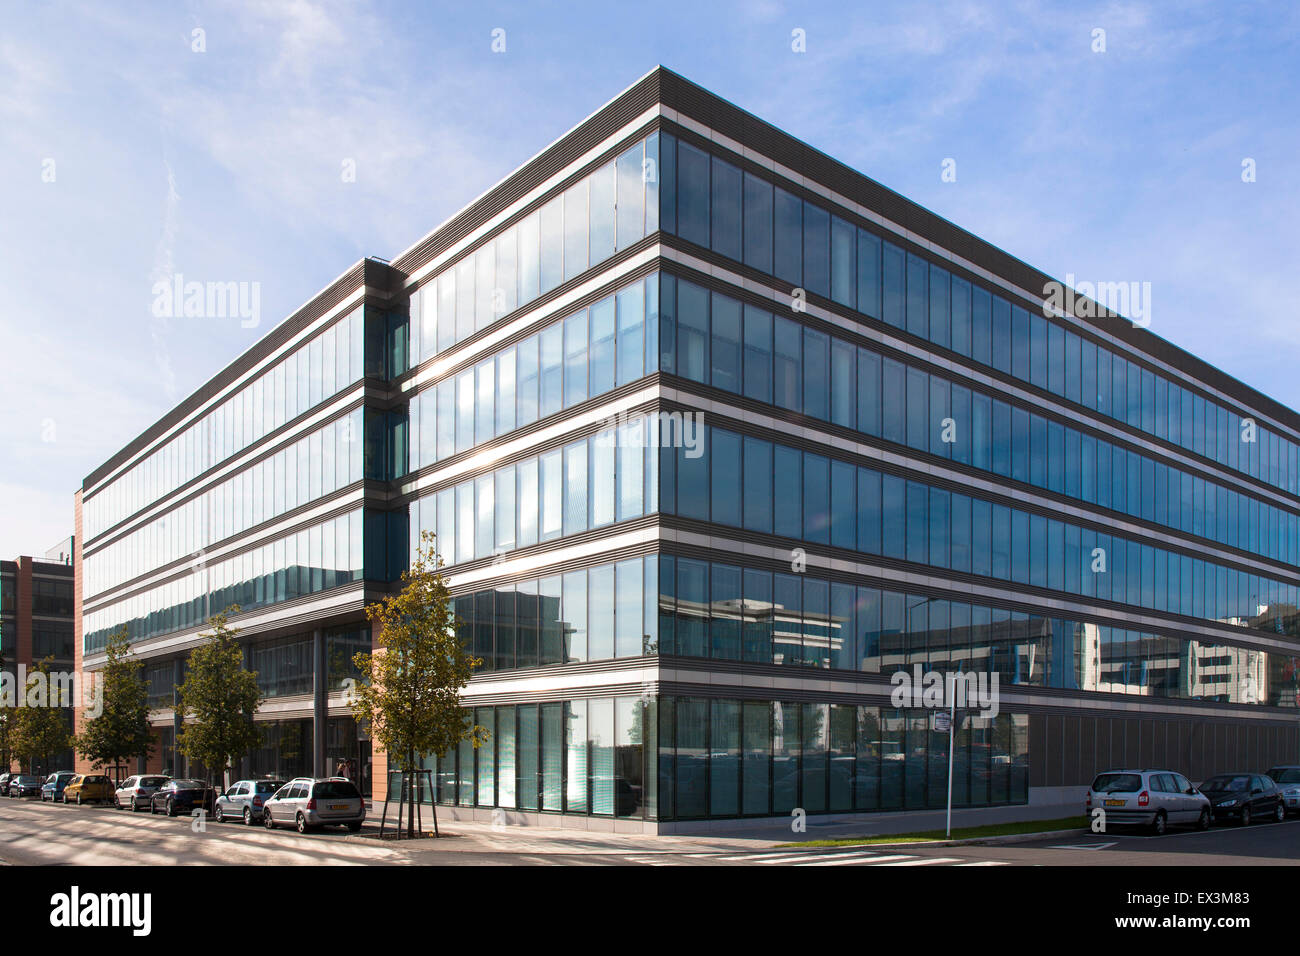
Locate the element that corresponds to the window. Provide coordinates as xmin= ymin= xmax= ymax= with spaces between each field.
xmin=711 ymin=157 xmax=742 ymax=259
xmin=677 ymin=141 xmax=710 ymax=247
xmin=677 ymin=280 xmax=709 ymax=384
xmin=743 ymin=437 xmax=773 ymax=533
xmin=774 ymin=187 xmax=802 ymax=285
xmin=742 ymin=306 xmax=772 ymax=403
xmin=711 ymin=293 xmax=742 ymax=394
xmin=743 ymin=172 xmax=773 ymax=273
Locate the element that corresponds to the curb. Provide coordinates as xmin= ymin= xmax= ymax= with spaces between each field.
xmin=778 ymin=826 xmax=1089 ymax=851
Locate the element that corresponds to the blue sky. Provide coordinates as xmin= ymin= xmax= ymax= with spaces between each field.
xmin=2 ymin=0 xmax=1297 ymax=555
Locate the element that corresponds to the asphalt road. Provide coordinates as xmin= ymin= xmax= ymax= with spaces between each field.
xmin=1 ymin=795 xmax=1297 ymax=866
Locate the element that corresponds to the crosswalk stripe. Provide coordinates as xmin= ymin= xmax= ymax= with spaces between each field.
xmin=955 ymin=860 xmax=1008 ymax=866
xmin=803 ymin=853 xmax=916 ymax=866
xmin=877 ymin=857 xmax=963 ymax=866
xmin=711 ymin=850 xmax=823 ymax=862
xmin=773 ymin=851 xmax=886 ymax=865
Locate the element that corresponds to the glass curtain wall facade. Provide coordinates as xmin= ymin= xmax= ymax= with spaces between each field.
xmin=78 ymin=69 xmax=1300 ymax=825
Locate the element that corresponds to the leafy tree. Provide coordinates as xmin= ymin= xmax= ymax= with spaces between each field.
xmin=73 ymin=628 xmax=154 ymax=784
xmin=176 ymin=608 xmax=264 ymax=788
xmin=9 ymin=657 xmax=74 ymax=775
xmin=350 ymin=530 xmax=486 ymax=837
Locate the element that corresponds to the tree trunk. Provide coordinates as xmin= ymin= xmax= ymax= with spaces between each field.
xmin=406 ymin=747 xmax=416 ymax=839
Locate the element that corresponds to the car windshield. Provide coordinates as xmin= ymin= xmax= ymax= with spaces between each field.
xmin=313 ymin=781 xmax=361 ymax=798
xmin=174 ymin=780 xmax=207 ymax=789
xmin=140 ymin=777 xmax=167 ymax=786
xmin=1268 ymin=768 xmax=1300 ymax=784
xmin=1091 ymin=773 xmax=1142 ymax=793
xmin=1202 ymin=775 xmax=1251 ymax=791
xmin=86 ymin=776 xmax=108 ymax=784
xmin=255 ymin=781 xmax=284 ymax=794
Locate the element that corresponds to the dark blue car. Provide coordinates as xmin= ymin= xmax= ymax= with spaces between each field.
xmin=41 ymin=771 xmax=77 ymax=803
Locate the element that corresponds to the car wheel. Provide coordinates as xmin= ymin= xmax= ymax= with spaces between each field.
xmin=1240 ymin=806 xmax=1252 ymax=826
xmin=132 ymin=797 xmax=141 ymax=812
xmin=1197 ymin=808 xmax=1210 ymax=831
xmin=1275 ymin=802 xmax=1286 ymax=823
xmin=346 ymin=821 xmax=362 ymax=833
xmin=243 ymin=807 xmax=253 ymax=826
xmin=76 ymin=792 xmax=82 ymax=806
xmin=295 ymin=813 xmax=310 ymax=834
xmin=1150 ymin=810 xmax=1167 ymax=836
xmin=166 ymin=799 xmax=177 ymax=818
xmin=263 ymin=809 xmax=276 ymax=830
xmin=213 ymin=804 xmax=224 ymax=823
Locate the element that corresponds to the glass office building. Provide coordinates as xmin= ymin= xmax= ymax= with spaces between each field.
xmin=76 ymin=68 xmax=1299 ymax=830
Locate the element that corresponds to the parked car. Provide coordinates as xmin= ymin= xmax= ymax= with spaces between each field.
xmin=1085 ymin=769 xmax=1211 ymax=834
xmin=1264 ymin=765 xmax=1300 ymax=817
xmin=149 ymin=779 xmax=215 ymax=817
xmin=65 ymin=774 xmax=115 ymax=804
xmin=8 ymin=775 xmax=43 ymax=798
xmin=262 ymin=777 xmax=365 ymax=833
xmin=41 ymin=771 xmax=77 ymax=803
xmin=114 ymin=775 xmax=170 ymax=811
xmin=1199 ymin=773 xmax=1286 ymax=826
xmin=0 ymin=772 xmax=15 ymax=795
xmin=213 ymin=778 xmax=287 ymax=825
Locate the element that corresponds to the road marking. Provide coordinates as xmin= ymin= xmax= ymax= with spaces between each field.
xmin=955 ymin=860 xmax=1009 ymax=866
xmin=777 ymin=851 xmax=890 ymax=865
xmin=1046 ymin=842 xmax=1116 ymax=850
xmin=803 ymin=853 xmax=917 ymax=866
xmin=876 ymin=857 xmax=964 ymax=866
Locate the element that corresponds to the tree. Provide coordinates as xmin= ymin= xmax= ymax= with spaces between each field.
xmin=350 ymin=530 xmax=486 ymax=837
xmin=176 ymin=608 xmax=264 ymax=788
xmin=73 ymin=628 xmax=154 ymax=784
xmin=9 ymin=657 xmax=74 ymax=775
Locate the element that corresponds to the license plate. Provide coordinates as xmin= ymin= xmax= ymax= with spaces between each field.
xmin=1104 ymin=799 xmax=1125 ymax=807
xmin=330 ymin=804 xmax=348 ymax=810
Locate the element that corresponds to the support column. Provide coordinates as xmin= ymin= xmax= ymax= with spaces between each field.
xmin=312 ymin=628 xmax=326 ymax=776
xmin=241 ymin=645 xmax=253 ymax=780
xmin=171 ymin=659 xmax=183 ymax=777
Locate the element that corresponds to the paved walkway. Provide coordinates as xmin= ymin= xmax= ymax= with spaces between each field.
xmin=359 ymin=800 xmax=1085 ymax=855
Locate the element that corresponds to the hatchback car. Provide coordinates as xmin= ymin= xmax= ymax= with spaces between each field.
xmin=262 ymin=777 xmax=365 ymax=833
xmin=1199 ymin=773 xmax=1286 ymax=826
xmin=213 ymin=779 xmax=287 ymax=825
xmin=114 ymin=774 xmax=170 ymax=811
xmin=149 ymin=779 xmax=216 ymax=817
xmin=1264 ymin=766 xmax=1300 ymax=817
xmin=8 ymin=775 xmax=43 ymax=798
xmin=41 ymin=771 xmax=77 ymax=802
xmin=65 ymin=774 xmax=115 ymax=804
xmin=1085 ymin=769 xmax=1211 ymax=834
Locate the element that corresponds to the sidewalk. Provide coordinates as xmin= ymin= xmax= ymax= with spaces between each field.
xmin=355 ymin=800 xmax=1086 ymax=855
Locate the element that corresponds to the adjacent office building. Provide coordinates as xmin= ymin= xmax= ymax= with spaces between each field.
xmin=4 ymin=541 xmax=76 ymax=774
xmin=75 ymin=68 xmax=1300 ymax=830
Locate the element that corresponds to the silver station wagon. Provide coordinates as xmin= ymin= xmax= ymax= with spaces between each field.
xmin=1085 ymin=769 xmax=1211 ymax=834
xmin=213 ymin=778 xmax=287 ymax=825
xmin=262 ymin=777 xmax=365 ymax=833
